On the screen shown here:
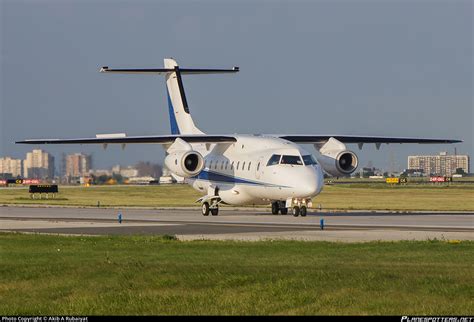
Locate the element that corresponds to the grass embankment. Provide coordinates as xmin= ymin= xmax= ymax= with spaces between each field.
xmin=0 ymin=234 xmax=472 ymax=315
xmin=319 ymin=184 xmax=474 ymax=211
xmin=0 ymin=185 xmax=201 ymax=208
xmin=1 ymin=184 xmax=473 ymax=211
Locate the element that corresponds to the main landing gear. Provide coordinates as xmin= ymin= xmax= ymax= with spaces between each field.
xmin=198 ymin=195 xmax=221 ymax=216
xmin=202 ymin=202 xmax=219 ymax=216
xmin=271 ymin=201 xmax=288 ymax=215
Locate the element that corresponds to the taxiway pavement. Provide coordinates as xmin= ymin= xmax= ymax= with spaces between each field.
xmin=0 ymin=206 xmax=472 ymax=242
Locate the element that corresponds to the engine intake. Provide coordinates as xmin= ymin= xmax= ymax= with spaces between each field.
xmin=316 ymin=137 xmax=359 ymax=177
xmin=318 ymin=150 xmax=358 ymax=177
xmin=164 ymin=150 xmax=204 ymax=178
xmin=336 ymin=151 xmax=358 ymax=174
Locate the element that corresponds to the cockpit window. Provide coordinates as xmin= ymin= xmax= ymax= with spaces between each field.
xmin=267 ymin=154 xmax=281 ymax=166
xmin=302 ymin=155 xmax=318 ymax=166
xmin=281 ymin=155 xmax=303 ymax=165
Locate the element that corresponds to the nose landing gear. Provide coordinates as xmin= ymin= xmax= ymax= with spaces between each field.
xmin=292 ymin=206 xmax=300 ymax=217
xmin=272 ymin=198 xmax=313 ymax=217
xmin=291 ymin=206 xmax=307 ymax=217
xmin=300 ymin=206 xmax=307 ymax=217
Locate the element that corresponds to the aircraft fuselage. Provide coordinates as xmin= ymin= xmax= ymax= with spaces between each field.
xmin=188 ymin=135 xmax=324 ymax=205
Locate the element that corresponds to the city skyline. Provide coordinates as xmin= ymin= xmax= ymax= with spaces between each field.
xmin=0 ymin=148 xmax=166 ymax=180
xmin=1 ymin=148 xmax=471 ymax=180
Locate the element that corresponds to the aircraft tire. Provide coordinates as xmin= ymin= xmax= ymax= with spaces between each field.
xmin=300 ymin=206 xmax=307 ymax=217
xmin=271 ymin=202 xmax=279 ymax=215
xmin=211 ymin=207 xmax=219 ymax=216
xmin=202 ymin=202 xmax=210 ymax=216
xmin=280 ymin=207 xmax=288 ymax=215
xmin=292 ymin=206 xmax=300 ymax=217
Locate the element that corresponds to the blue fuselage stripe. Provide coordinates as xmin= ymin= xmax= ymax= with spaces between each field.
xmin=192 ymin=170 xmax=287 ymax=187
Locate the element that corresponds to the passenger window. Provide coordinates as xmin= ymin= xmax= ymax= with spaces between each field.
xmin=248 ymin=162 xmax=251 ymax=171
xmin=209 ymin=160 xmax=213 ymax=169
xmin=231 ymin=161 xmax=234 ymax=170
xmin=281 ymin=155 xmax=303 ymax=165
xmin=237 ymin=161 xmax=240 ymax=170
xmin=242 ymin=162 xmax=246 ymax=170
xmin=221 ymin=161 xmax=224 ymax=170
xmin=225 ymin=161 xmax=228 ymax=170
xmin=257 ymin=162 xmax=260 ymax=171
xmin=267 ymin=154 xmax=281 ymax=166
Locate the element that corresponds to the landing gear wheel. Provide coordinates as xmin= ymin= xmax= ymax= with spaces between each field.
xmin=280 ymin=207 xmax=288 ymax=215
xmin=300 ymin=206 xmax=307 ymax=217
xmin=202 ymin=202 xmax=210 ymax=216
xmin=292 ymin=206 xmax=300 ymax=217
xmin=211 ymin=207 xmax=219 ymax=216
xmin=271 ymin=202 xmax=279 ymax=215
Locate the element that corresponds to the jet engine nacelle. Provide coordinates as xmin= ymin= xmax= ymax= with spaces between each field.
xmin=164 ymin=150 xmax=204 ymax=178
xmin=316 ymin=137 xmax=359 ymax=177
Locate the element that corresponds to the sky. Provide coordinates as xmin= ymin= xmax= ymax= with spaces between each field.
xmin=1 ymin=0 xmax=472 ymax=172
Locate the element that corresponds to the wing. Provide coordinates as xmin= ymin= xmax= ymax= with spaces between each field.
xmin=16 ymin=134 xmax=237 ymax=145
xmin=278 ymin=135 xmax=462 ymax=145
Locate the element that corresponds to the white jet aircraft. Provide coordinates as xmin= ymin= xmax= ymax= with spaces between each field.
xmin=17 ymin=58 xmax=462 ymax=217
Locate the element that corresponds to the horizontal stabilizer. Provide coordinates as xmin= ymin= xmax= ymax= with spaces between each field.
xmin=100 ymin=66 xmax=239 ymax=75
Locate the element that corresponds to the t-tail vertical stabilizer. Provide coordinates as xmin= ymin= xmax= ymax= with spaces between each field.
xmin=164 ymin=58 xmax=202 ymax=135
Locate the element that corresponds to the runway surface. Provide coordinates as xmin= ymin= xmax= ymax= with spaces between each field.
xmin=0 ymin=206 xmax=473 ymax=242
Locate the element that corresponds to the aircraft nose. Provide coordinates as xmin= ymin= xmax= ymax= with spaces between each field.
xmin=299 ymin=166 xmax=323 ymax=197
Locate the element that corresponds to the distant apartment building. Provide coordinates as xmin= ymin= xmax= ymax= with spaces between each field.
xmin=65 ymin=153 xmax=92 ymax=178
xmin=24 ymin=149 xmax=55 ymax=179
xmin=0 ymin=157 xmax=23 ymax=178
xmin=408 ymin=152 xmax=470 ymax=176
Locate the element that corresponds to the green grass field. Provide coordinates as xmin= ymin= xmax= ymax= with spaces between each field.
xmin=1 ymin=184 xmax=473 ymax=211
xmin=0 ymin=233 xmax=472 ymax=315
